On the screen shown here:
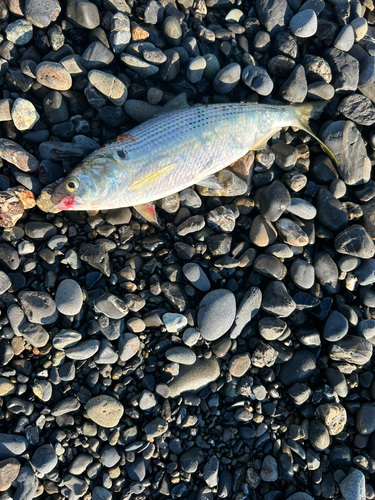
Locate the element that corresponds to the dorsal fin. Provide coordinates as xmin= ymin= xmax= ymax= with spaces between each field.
xmin=154 ymin=93 xmax=189 ymax=117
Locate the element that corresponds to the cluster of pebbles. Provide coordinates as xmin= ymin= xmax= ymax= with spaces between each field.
xmin=1 ymin=0 xmax=375 ymax=499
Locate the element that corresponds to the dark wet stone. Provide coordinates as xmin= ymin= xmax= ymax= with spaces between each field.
xmin=324 ymin=48 xmax=359 ymax=93
xmin=322 ymin=120 xmax=370 ymax=186
xmin=259 ymin=180 xmax=291 ymax=222
xmin=314 ymin=252 xmax=339 ymax=295
xmin=334 ymin=225 xmax=375 ymax=259
xmin=338 ymin=94 xmax=375 ymax=126
xmin=79 ymin=243 xmax=111 ymax=276
xmin=261 ymin=281 xmax=296 ymax=317
xmin=197 ymin=289 xmax=236 ymax=341
xmin=279 ymin=350 xmax=317 ymax=385
xmin=256 ymin=0 xmax=293 ymax=36
xmin=316 ymin=188 xmax=348 ymax=232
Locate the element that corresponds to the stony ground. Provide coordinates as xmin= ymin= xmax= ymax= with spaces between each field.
xmin=0 ymin=0 xmax=375 ymax=499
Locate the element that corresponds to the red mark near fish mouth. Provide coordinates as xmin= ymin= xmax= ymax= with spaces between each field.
xmin=118 ymin=133 xmax=136 ymax=145
xmin=57 ymin=194 xmax=76 ymax=210
xmin=98 ymin=144 xmax=106 ymax=150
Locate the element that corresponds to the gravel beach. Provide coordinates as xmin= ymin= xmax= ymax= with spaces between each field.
xmin=1 ymin=0 xmax=375 ymax=499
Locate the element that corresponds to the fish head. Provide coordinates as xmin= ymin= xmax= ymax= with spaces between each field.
xmin=51 ymin=149 xmax=128 ymax=210
xmin=51 ymin=168 xmax=98 ymax=210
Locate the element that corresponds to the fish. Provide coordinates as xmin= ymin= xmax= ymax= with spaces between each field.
xmin=51 ymin=95 xmax=336 ymax=224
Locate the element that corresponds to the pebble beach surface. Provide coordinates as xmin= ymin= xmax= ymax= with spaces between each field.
xmin=1 ymin=0 xmax=375 ymax=499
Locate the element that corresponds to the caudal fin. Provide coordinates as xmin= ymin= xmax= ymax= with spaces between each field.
xmin=292 ymin=102 xmax=338 ymax=165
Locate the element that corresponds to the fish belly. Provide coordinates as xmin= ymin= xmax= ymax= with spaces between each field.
xmin=111 ymin=104 xmax=290 ymax=206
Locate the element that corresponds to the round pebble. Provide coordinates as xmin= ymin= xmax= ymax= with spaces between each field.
xmin=86 ymin=396 xmax=124 ymax=428
xmin=55 ymin=279 xmax=83 ymax=316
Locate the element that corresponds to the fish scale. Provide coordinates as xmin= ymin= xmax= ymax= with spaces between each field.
xmin=51 ymin=99 xmax=334 ymax=213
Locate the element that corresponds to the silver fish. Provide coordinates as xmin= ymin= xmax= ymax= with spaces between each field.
xmin=51 ymin=96 xmax=335 ymax=223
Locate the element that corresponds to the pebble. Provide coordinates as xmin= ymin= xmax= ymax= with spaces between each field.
xmin=67 ymin=2 xmax=98 ymax=28
xmin=289 ymin=10 xmax=317 ymax=38
xmin=55 ymin=279 xmax=83 ymax=316
xmin=340 ymin=470 xmax=366 ymax=500
xmin=11 ymin=98 xmax=39 ymax=131
xmin=213 ymin=63 xmax=241 ymax=94
xmin=322 ymin=121 xmax=370 ymax=185
xmin=65 ymin=340 xmax=100 ymax=360
xmin=86 ymin=396 xmax=124 ymax=428
xmin=31 ymin=444 xmax=57 ymax=474
xmin=118 ymin=333 xmax=140 ymax=361
xmin=197 ymin=289 xmax=236 ymax=341
xmin=5 ymin=19 xmax=33 ymax=45
xmin=182 ymin=263 xmax=210 ymax=291
xmin=260 ymin=455 xmax=278 ymax=482
xmin=0 ymin=434 xmax=28 ymax=460
xmin=228 ymin=353 xmax=251 ymax=377
xmin=25 ymin=0 xmax=61 ymax=28
xmin=242 ymin=65 xmax=274 ymax=96
xmin=356 ymin=403 xmax=375 ymax=435
xmin=88 ymin=70 xmax=127 ymax=106
xmin=0 ymin=139 xmax=39 ymax=172
xmin=309 ymin=419 xmax=330 ymax=451
xmin=279 ymin=350 xmax=316 ymax=385
xmin=0 ymin=458 xmax=20 ymax=492
xmin=18 ymin=290 xmax=58 ymax=325
xmin=290 ymin=260 xmax=315 ymax=289
xmin=168 ymin=356 xmax=220 ymax=398
xmin=36 ymin=62 xmax=72 ymax=91
xmin=165 ymin=346 xmax=196 ymax=365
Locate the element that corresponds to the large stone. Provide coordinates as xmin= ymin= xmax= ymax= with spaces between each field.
xmin=322 ymin=120 xmax=371 ymax=185
xmin=168 ymin=356 xmax=221 ymax=398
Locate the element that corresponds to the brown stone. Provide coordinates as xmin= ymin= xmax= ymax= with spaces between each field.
xmin=0 ymin=458 xmax=20 ymax=492
xmin=0 ymin=191 xmax=24 ymax=228
xmin=249 ymin=214 xmax=277 ymax=247
xmin=36 ymin=61 xmax=72 ymax=91
xmin=0 ymin=138 xmax=39 ymax=172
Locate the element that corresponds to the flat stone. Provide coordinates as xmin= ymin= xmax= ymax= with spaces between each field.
xmin=213 ymin=62 xmax=241 ymax=94
xmin=334 ymin=225 xmax=375 ymax=258
xmin=0 ymin=138 xmax=39 ymax=172
xmin=230 ymin=287 xmax=262 ymax=338
xmin=65 ymin=340 xmax=100 ymax=360
xmin=0 ymin=434 xmax=28 ymax=460
xmin=18 ymin=291 xmax=58 ymax=325
xmin=36 ymin=62 xmax=72 ymax=91
xmin=55 ymin=279 xmax=83 ymax=316
xmin=329 ymin=335 xmax=373 ymax=365
xmin=197 ymin=289 xmax=236 ymax=341
xmin=165 ymin=346 xmax=196 ymax=365
xmin=279 ymin=350 xmax=317 ymax=385
xmin=322 ymin=120 xmax=370 ymax=186
xmin=182 ymin=263 xmax=210 ymax=291
xmin=11 ymin=98 xmax=39 ymax=131
xmin=31 ymin=444 xmax=57 ymax=474
xmin=168 ymin=356 xmax=220 ymax=398
xmin=340 ymin=470 xmax=366 ymax=500
xmin=0 ymin=458 xmax=20 ymax=492
xmin=86 ymin=396 xmax=124 ymax=428
xmin=118 ymin=332 xmax=140 ymax=361
xmin=262 ymin=281 xmax=296 ymax=317
xmin=25 ymin=0 xmax=61 ymax=28
xmin=5 ymin=19 xmax=33 ymax=45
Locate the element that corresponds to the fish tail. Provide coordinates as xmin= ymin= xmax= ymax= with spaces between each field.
xmin=291 ymin=102 xmax=338 ymax=165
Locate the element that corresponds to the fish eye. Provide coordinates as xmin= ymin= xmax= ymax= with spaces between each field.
xmin=66 ymin=179 xmax=79 ymax=192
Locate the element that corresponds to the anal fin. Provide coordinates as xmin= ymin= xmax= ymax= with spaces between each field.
xmin=134 ymin=202 xmax=161 ymax=227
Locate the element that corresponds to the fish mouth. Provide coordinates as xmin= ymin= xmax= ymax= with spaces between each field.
xmin=51 ymin=193 xmax=79 ymax=210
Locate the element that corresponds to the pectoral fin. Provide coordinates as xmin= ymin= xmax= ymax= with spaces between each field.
xmin=129 ymin=163 xmax=176 ymax=191
xmin=134 ymin=202 xmax=161 ymax=227
xmin=196 ymin=174 xmax=223 ymax=190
